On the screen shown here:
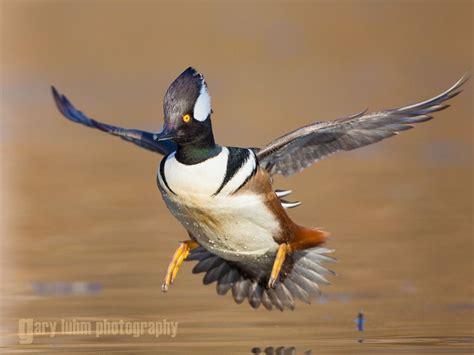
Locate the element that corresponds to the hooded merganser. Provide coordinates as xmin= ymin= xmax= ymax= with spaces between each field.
xmin=52 ymin=68 xmax=468 ymax=310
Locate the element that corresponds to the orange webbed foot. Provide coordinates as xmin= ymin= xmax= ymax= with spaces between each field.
xmin=162 ymin=240 xmax=199 ymax=292
xmin=268 ymin=243 xmax=288 ymax=289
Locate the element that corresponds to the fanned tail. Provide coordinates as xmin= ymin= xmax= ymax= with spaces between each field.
xmin=186 ymin=246 xmax=336 ymax=311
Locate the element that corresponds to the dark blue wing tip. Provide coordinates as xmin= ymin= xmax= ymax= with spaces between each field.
xmin=51 ymin=86 xmax=88 ymax=124
xmin=51 ymin=85 xmax=71 ymax=117
xmin=51 ymin=85 xmax=67 ymax=109
xmin=51 ymin=85 xmax=58 ymax=97
xmin=51 ymin=85 xmax=65 ymax=114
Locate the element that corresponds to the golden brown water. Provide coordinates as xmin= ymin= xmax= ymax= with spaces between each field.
xmin=1 ymin=1 xmax=472 ymax=353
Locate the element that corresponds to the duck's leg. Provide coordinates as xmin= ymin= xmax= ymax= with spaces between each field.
xmin=268 ymin=243 xmax=288 ymax=288
xmin=268 ymin=226 xmax=328 ymax=288
xmin=162 ymin=239 xmax=199 ymax=292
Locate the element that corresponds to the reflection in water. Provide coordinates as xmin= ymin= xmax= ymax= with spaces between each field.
xmin=316 ymin=292 xmax=352 ymax=304
xmin=251 ymin=346 xmax=311 ymax=355
xmin=365 ymin=336 xmax=474 ymax=347
xmin=32 ymin=281 xmax=101 ymax=296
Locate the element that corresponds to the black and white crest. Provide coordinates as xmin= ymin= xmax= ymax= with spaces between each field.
xmin=163 ymin=67 xmax=212 ymax=123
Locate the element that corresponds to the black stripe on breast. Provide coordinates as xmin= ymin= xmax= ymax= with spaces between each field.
xmin=213 ymin=147 xmax=250 ymax=196
xmin=158 ymin=154 xmax=176 ymax=195
xmin=232 ymin=152 xmax=258 ymax=194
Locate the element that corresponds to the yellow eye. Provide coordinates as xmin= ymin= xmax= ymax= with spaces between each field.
xmin=182 ymin=114 xmax=191 ymax=123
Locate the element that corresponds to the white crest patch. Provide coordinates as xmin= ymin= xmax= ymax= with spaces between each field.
xmin=193 ymin=81 xmax=211 ymax=122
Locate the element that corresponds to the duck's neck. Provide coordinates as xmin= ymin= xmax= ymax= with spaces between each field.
xmin=175 ymin=131 xmax=221 ymax=165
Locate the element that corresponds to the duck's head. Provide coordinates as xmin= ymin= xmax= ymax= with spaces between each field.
xmin=155 ymin=67 xmax=214 ymax=147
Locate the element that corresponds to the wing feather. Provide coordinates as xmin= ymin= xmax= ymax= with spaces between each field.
xmin=51 ymin=86 xmax=176 ymax=155
xmin=257 ymin=74 xmax=469 ymax=176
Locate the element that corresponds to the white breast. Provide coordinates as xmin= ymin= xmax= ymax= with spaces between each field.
xmin=157 ymin=148 xmax=281 ymax=261
xmin=163 ymin=148 xmax=229 ymax=196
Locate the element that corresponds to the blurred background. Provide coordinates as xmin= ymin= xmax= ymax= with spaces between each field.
xmin=0 ymin=0 xmax=472 ymax=353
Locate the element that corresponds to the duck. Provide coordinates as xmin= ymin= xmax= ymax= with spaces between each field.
xmin=52 ymin=67 xmax=468 ymax=310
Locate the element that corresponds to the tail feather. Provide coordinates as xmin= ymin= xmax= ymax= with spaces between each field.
xmin=284 ymin=278 xmax=311 ymax=304
xmin=274 ymin=283 xmax=295 ymax=310
xmin=287 ymin=272 xmax=321 ymax=299
xmin=261 ymin=289 xmax=273 ymax=310
xmin=203 ymin=262 xmax=230 ymax=285
xmin=232 ymin=278 xmax=250 ymax=304
xmin=186 ymin=246 xmax=336 ymax=311
xmin=248 ymin=283 xmax=263 ymax=308
xmin=294 ymin=265 xmax=330 ymax=285
xmin=187 ymin=248 xmax=211 ymax=261
xmin=267 ymin=288 xmax=284 ymax=311
xmin=192 ymin=254 xmax=223 ymax=273
xmin=299 ymin=257 xmax=336 ymax=276
xmin=216 ymin=268 xmax=239 ymax=295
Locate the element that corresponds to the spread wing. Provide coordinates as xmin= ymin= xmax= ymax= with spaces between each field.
xmin=51 ymin=86 xmax=177 ymax=155
xmin=257 ymin=75 xmax=469 ymax=176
